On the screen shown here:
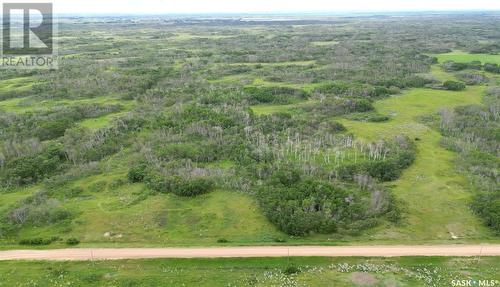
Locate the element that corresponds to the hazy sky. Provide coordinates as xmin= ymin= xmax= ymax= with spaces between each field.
xmin=53 ymin=0 xmax=500 ymax=14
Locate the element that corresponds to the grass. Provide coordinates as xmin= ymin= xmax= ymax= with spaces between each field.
xmin=426 ymin=65 xmax=457 ymax=82
xmin=1 ymin=183 xmax=285 ymax=247
xmin=250 ymin=100 xmax=317 ymax=116
xmin=0 ymin=76 xmax=35 ymax=98
xmin=311 ymin=40 xmax=340 ymax=46
xmin=339 ymin=85 xmax=493 ymax=241
xmin=0 ymin=257 xmax=498 ymax=286
xmin=229 ymin=60 xmax=316 ymax=67
xmin=433 ymin=50 xmax=500 ymax=64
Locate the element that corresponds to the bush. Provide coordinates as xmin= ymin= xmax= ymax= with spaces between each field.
xmin=283 ymin=266 xmax=301 ymax=275
xmin=443 ymin=80 xmax=466 ymax=91
xmin=19 ymin=237 xmax=59 ymax=246
xmin=7 ymin=191 xmax=71 ymax=226
xmin=144 ymin=171 xmax=214 ymax=197
xmin=66 ymin=238 xmax=80 ymax=245
xmin=368 ymin=115 xmax=390 ymax=122
xmin=484 ymin=63 xmax=500 ymax=74
xmin=2 ymin=144 xmax=66 ymax=186
xmin=216 ymin=238 xmax=229 ymax=243
xmin=128 ymin=164 xmax=147 ymax=183
xmin=442 ymin=61 xmax=469 ymax=71
xmin=258 ymin=177 xmax=371 ymax=236
xmin=243 ymin=86 xmax=308 ymax=104
xmin=171 ymin=177 xmax=214 ymax=197
xmin=273 ymin=237 xmax=287 ymax=243
xmin=337 ymin=137 xmax=416 ymax=182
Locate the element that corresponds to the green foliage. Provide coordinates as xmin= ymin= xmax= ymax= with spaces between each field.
xmin=7 ymin=191 xmax=71 ymax=226
xmin=144 ymin=171 xmax=214 ymax=197
xmin=283 ymin=265 xmax=301 ymax=275
xmin=66 ymin=238 xmax=80 ymax=245
xmin=171 ymin=177 xmax=215 ymax=197
xmin=1 ymin=144 xmax=66 ymax=186
xmin=338 ymin=137 xmax=416 ymax=182
xmin=127 ymin=164 xmax=147 ymax=183
xmin=443 ymin=81 xmax=466 ymax=91
xmin=484 ymin=63 xmax=500 ymax=73
xmin=19 ymin=236 xmax=59 ymax=246
xmin=243 ymin=86 xmax=308 ymax=104
xmin=257 ymin=170 xmax=374 ymax=236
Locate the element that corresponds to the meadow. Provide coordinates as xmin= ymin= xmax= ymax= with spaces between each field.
xmin=0 ymin=14 xmax=499 ymax=250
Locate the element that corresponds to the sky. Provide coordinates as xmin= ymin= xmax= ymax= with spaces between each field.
xmin=51 ymin=0 xmax=500 ymax=15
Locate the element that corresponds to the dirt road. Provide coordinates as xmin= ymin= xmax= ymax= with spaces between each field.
xmin=1 ymin=245 xmax=499 ymax=261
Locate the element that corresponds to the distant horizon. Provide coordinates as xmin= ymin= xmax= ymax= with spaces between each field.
xmin=50 ymin=0 xmax=500 ymax=15
xmin=54 ymin=9 xmax=500 ymax=17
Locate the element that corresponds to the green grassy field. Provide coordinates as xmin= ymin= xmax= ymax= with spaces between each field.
xmin=433 ymin=50 xmax=500 ymax=64
xmin=1 ymin=257 xmax=499 ymax=287
xmin=0 ymin=77 xmax=35 ymax=95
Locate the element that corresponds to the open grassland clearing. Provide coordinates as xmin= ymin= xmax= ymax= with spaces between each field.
xmin=433 ymin=50 xmax=500 ymax=65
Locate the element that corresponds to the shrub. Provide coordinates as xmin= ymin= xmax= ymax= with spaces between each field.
xmin=217 ymin=238 xmax=229 ymax=243
xmin=443 ymin=80 xmax=466 ymax=91
xmin=128 ymin=164 xmax=147 ymax=183
xmin=7 ymin=191 xmax=71 ymax=226
xmin=337 ymin=136 xmax=416 ymax=182
xmin=484 ymin=63 xmax=500 ymax=74
xmin=283 ymin=266 xmax=301 ymax=275
xmin=66 ymin=238 xmax=80 ymax=246
xmin=171 ymin=177 xmax=214 ymax=197
xmin=257 ymin=177 xmax=371 ymax=236
xmin=19 ymin=236 xmax=59 ymax=246
xmin=144 ymin=172 xmax=172 ymax=193
xmin=66 ymin=187 xmax=84 ymax=198
xmin=368 ymin=115 xmax=390 ymax=122
xmin=144 ymin=171 xmax=214 ymax=197
xmin=2 ymin=144 xmax=66 ymax=186
xmin=243 ymin=86 xmax=308 ymax=104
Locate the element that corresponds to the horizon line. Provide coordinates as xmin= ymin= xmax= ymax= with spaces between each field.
xmin=54 ymin=9 xmax=500 ymax=17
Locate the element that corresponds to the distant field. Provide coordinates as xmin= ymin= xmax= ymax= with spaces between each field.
xmin=1 ymin=257 xmax=499 ymax=286
xmin=433 ymin=50 xmax=500 ymax=64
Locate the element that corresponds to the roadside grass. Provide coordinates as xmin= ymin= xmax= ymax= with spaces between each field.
xmin=0 ymin=257 xmax=498 ymax=286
